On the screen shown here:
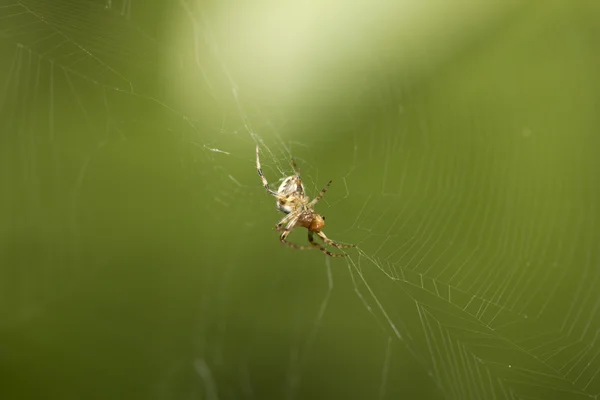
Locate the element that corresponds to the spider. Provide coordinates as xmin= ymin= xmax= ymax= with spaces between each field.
xmin=256 ymin=145 xmax=355 ymax=257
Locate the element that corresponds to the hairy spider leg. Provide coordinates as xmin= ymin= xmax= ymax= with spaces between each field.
xmin=256 ymin=145 xmax=278 ymax=196
xmin=308 ymin=231 xmax=346 ymax=257
xmin=308 ymin=180 xmax=332 ymax=207
xmin=279 ymin=218 xmax=314 ymax=251
xmin=290 ymin=158 xmax=301 ymax=176
xmin=274 ymin=212 xmax=296 ymax=231
xmin=288 ymin=158 xmax=305 ymax=195
xmin=317 ymin=230 xmax=356 ymax=249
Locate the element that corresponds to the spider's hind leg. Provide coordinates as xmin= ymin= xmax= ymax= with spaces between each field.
xmin=290 ymin=158 xmax=301 ymax=177
xmin=308 ymin=180 xmax=332 ymax=207
xmin=256 ymin=145 xmax=278 ymax=196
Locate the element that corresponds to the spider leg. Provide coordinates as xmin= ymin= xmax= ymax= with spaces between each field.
xmin=274 ymin=211 xmax=296 ymax=231
xmin=288 ymin=159 xmax=307 ymax=197
xmin=317 ymin=230 xmax=356 ymax=249
xmin=256 ymin=145 xmax=278 ymax=196
xmin=308 ymin=231 xmax=346 ymax=257
xmin=279 ymin=218 xmax=314 ymax=250
xmin=308 ymin=180 xmax=332 ymax=207
xmin=290 ymin=158 xmax=301 ymax=176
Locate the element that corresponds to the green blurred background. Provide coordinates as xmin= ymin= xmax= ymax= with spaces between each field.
xmin=1 ymin=1 xmax=600 ymax=399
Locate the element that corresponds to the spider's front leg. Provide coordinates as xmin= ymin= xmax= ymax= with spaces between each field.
xmin=317 ymin=231 xmax=356 ymax=249
xmin=279 ymin=219 xmax=313 ymax=250
xmin=274 ymin=211 xmax=295 ymax=231
xmin=308 ymin=231 xmax=345 ymax=257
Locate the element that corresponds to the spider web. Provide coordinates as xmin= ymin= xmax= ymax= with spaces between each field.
xmin=1 ymin=0 xmax=599 ymax=399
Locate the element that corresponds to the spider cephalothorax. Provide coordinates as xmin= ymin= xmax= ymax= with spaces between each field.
xmin=256 ymin=145 xmax=355 ymax=257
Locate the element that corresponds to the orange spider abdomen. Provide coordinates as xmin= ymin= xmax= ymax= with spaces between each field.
xmin=309 ymin=215 xmax=325 ymax=232
xmin=296 ymin=211 xmax=324 ymax=232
